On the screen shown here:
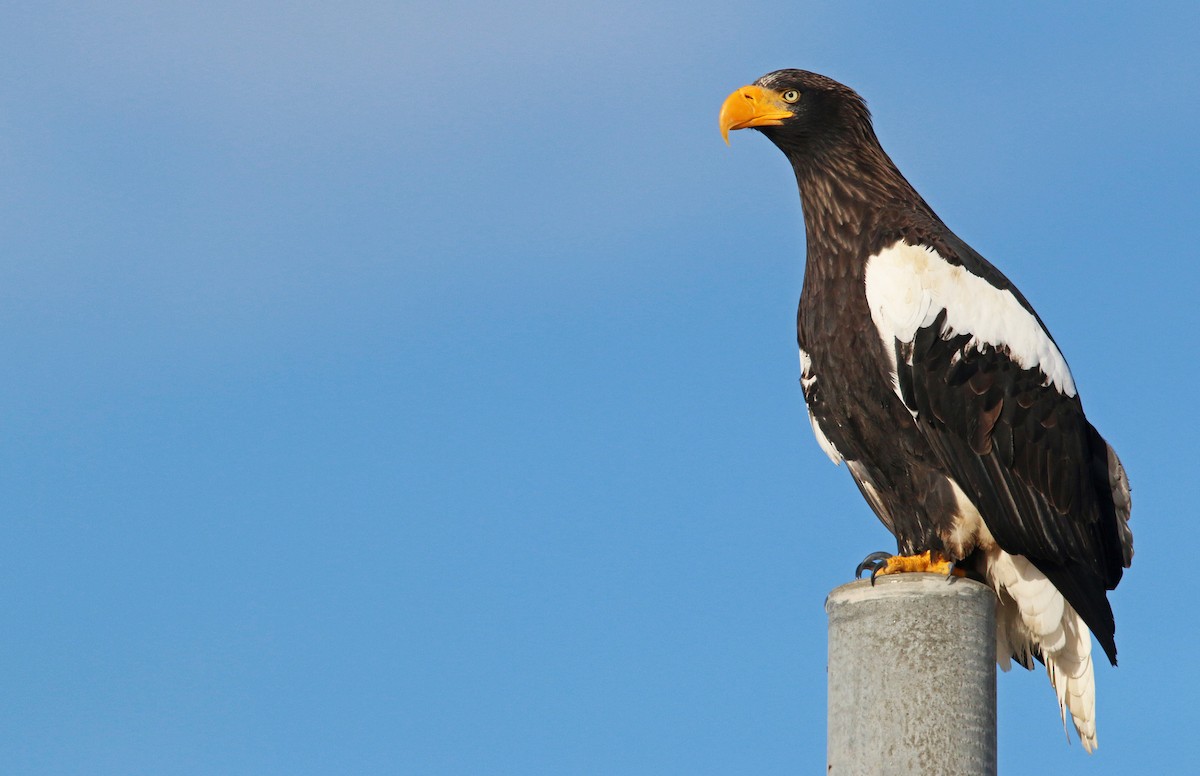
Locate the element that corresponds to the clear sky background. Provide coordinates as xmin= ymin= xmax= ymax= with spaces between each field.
xmin=2 ymin=2 xmax=1196 ymax=774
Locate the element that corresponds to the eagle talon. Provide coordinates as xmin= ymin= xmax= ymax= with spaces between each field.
xmin=855 ymin=551 xmax=893 ymax=582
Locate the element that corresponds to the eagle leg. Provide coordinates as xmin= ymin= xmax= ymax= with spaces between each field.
xmin=855 ymin=550 xmax=964 ymax=585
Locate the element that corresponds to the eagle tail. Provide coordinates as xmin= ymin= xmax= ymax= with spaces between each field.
xmin=1045 ymin=612 xmax=1098 ymax=753
xmin=988 ymin=550 xmax=1098 ymax=752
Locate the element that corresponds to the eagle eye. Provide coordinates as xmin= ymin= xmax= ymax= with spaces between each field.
xmin=782 ymin=89 xmax=801 ymax=103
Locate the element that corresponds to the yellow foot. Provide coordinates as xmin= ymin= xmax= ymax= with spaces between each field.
xmin=855 ymin=550 xmax=966 ymax=582
xmin=879 ymin=550 xmax=955 ymax=576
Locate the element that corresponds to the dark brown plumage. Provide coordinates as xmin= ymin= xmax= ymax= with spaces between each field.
xmin=720 ymin=69 xmax=1133 ymax=751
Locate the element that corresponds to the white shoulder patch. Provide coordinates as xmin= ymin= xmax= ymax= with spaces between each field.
xmin=863 ymin=241 xmax=1077 ymax=397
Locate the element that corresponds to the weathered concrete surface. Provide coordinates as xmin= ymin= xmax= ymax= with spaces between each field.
xmin=826 ymin=573 xmax=996 ymax=776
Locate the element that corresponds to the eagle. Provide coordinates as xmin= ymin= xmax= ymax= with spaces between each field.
xmin=719 ymin=70 xmax=1133 ymax=752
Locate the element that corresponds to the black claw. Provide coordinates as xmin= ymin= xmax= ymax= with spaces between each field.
xmin=855 ymin=551 xmax=893 ymax=584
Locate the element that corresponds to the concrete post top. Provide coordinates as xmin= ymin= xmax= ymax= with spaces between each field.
xmin=825 ymin=571 xmax=998 ymax=775
xmin=826 ymin=572 xmax=994 ymax=612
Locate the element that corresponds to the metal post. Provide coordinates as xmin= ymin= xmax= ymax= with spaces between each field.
xmin=825 ymin=573 xmax=996 ymax=776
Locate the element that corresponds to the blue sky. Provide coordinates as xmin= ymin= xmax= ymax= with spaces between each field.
xmin=2 ymin=2 xmax=1197 ymax=773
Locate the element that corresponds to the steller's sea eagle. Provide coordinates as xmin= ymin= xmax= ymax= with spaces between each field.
xmin=719 ymin=69 xmax=1133 ymax=752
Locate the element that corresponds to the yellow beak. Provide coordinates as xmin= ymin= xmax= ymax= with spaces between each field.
xmin=719 ymin=85 xmax=794 ymax=144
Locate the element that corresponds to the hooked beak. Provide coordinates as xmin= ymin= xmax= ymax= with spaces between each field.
xmin=719 ymin=85 xmax=794 ymax=144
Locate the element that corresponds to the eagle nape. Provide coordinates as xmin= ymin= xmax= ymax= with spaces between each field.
xmin=854 ymin=550 xmax=964 ymax=585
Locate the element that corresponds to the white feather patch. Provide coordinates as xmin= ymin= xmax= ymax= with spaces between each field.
xmin=798 ymin=348 xmax=816 ymax=392
xmin=990 ymin=553 xmax=1066 ymax=652
xmin=987 ymin=549 xmax=1097 ymax=752
xmin=798 ymin=348 xmax=842 ymax=464
xmin=807 ymin=408 xmax=843 ymax=465
xmin=863 ymin=241 xmax=1077 ymax=397
xmin=940 ymin=476 xmax=995 ymax=558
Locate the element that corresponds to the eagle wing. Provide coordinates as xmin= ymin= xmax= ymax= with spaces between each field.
xmin=864 ymin=238 xmax=1131 ymax=662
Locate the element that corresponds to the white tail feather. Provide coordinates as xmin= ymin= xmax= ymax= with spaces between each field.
xmin=1046 ymin=612 xmax=1097 ymax=752
xmin=986 ymin=550 xmax=1098 ymax=752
